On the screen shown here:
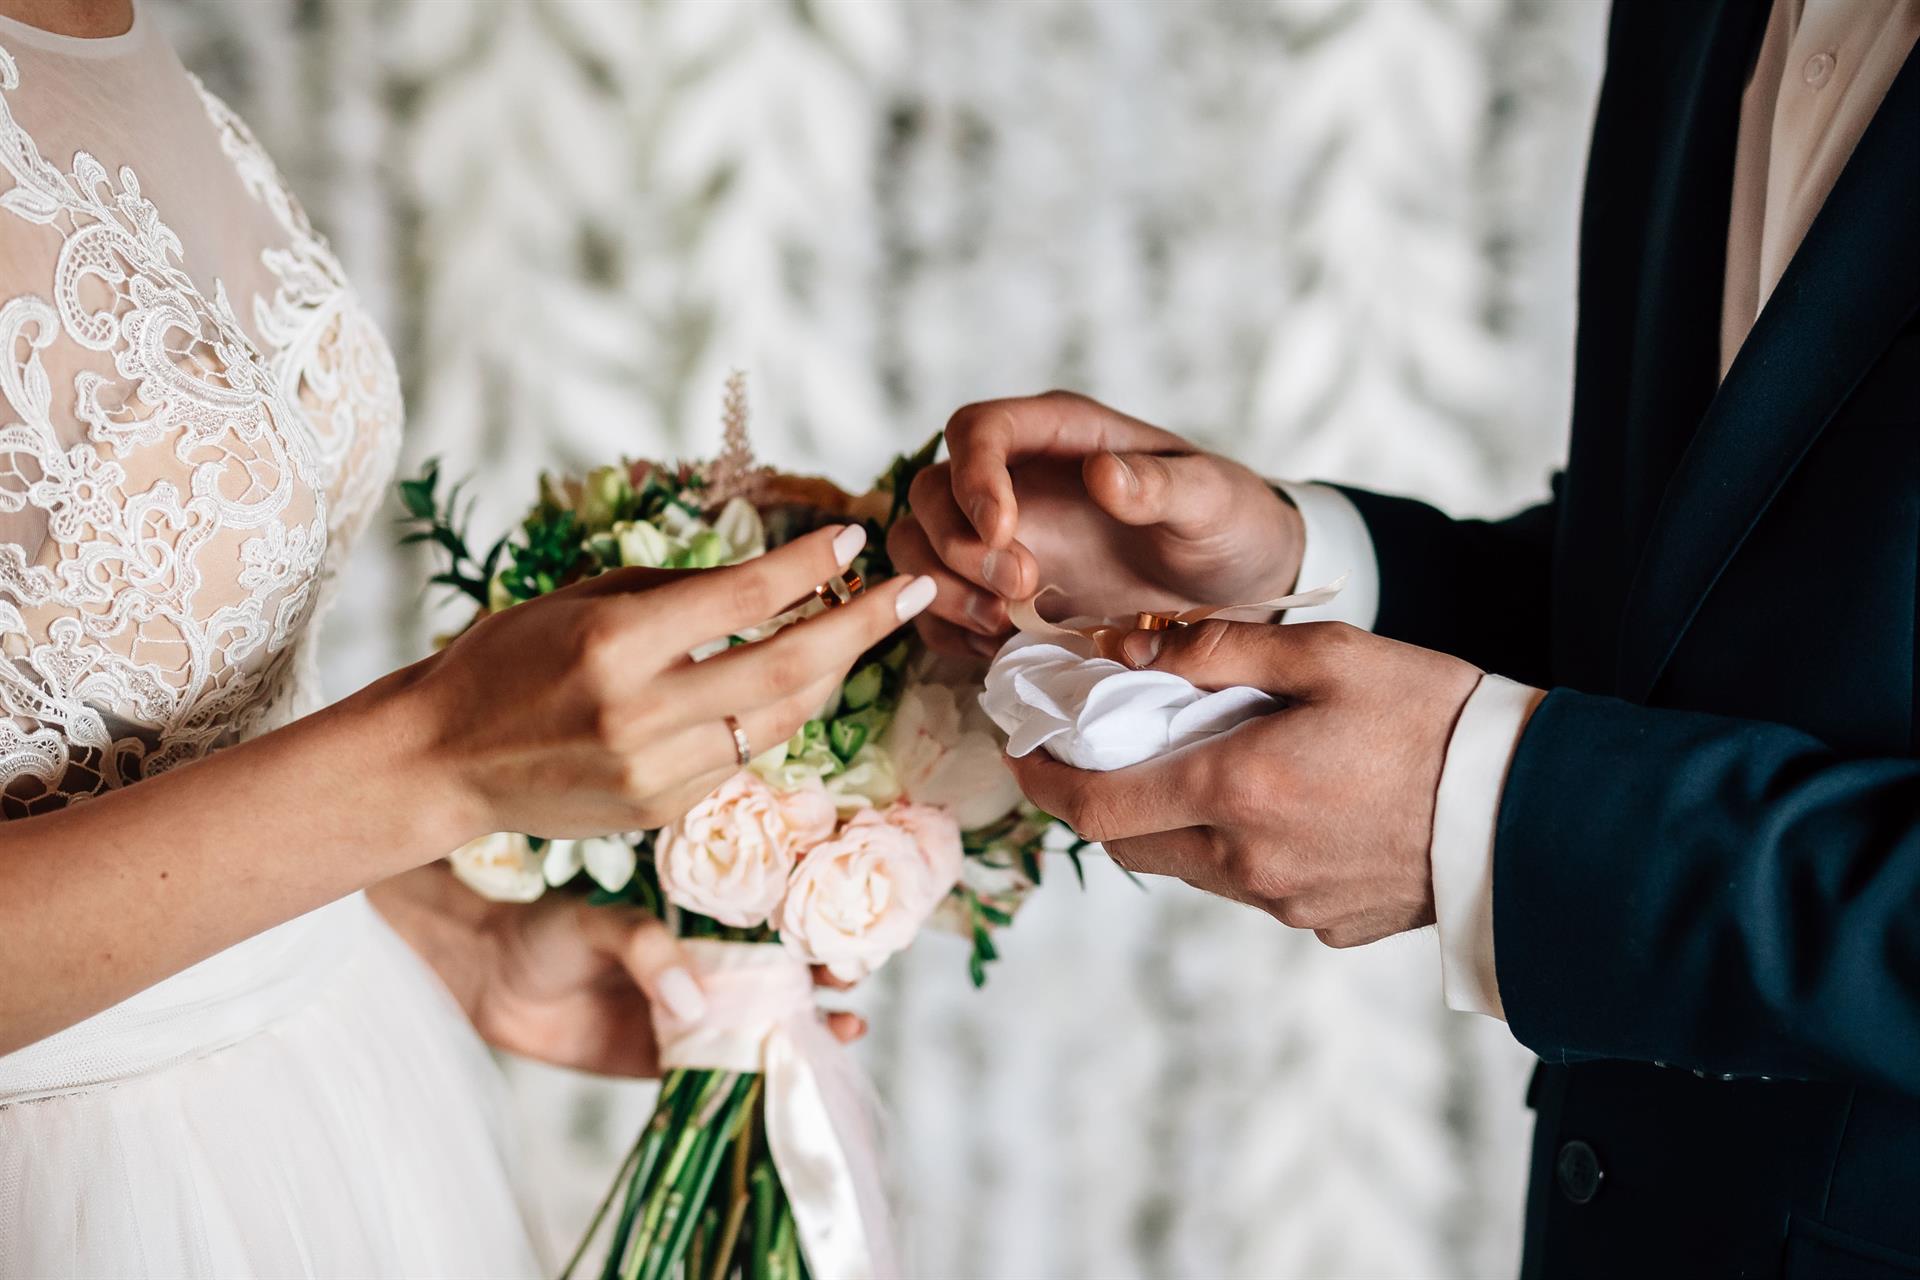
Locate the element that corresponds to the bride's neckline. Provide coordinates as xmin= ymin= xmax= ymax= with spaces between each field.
xmin=0 ymin=0 xmax=147 ymax=59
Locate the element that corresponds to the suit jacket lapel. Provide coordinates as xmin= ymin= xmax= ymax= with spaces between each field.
xmin=1616 ymin=38 xmax=1920 ymax=702
xmin=1614 ymin=0 xmax=1766 ymax=559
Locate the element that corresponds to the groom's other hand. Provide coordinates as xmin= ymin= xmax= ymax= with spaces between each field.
xmin=1008 ymin=620 xmax=1498 ymax=947
xmin=889 ymin=391 xmax=1305 ymax=659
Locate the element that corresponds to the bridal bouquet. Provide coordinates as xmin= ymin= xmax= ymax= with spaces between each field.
xmin=400 ymin=378 xmax=1072 ymax=1280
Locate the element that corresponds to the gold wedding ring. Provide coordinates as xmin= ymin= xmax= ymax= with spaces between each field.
xmin=811 ymin=570 xmax=865 ymax=609
xmin=724 ymin=714 xmax=752 ymax=767
xmin=1134 ymin=611 xmax=1181 ymax=631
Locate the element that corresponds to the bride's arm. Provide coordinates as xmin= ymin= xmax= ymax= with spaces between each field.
xmin=0 ymin=527 xmax=930 ymax=1056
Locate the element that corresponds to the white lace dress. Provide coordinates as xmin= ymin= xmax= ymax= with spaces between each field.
xmin=0 ymin=7 xmax=545 ymax=1275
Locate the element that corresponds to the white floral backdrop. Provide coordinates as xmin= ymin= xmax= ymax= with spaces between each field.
xmin=161 ymin=0 xmax=1608 ymax=1274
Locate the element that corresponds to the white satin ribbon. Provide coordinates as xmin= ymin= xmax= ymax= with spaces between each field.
xmin=1006 ymin=575 xmax=1348 ymax=659
xmin=651 ymin=940 xmax=897 ymax=1280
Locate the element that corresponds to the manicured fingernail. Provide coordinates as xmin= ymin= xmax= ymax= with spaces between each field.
xmin=832 ymin=524 xmax=867 ymax=567
xmin=896 ymin=575 xmax=937 ymax=621
xmin=970 ymin=496 xmax=997 ymax=537
xmin=657 ymin=967 xmax=706 ymax=1021
xmin=1108 ymin=451 xmax=1139 ymax=493
xmin=964 ymin=589 xmax=1003 ymax=634
xmin=1121 ymin=630 xmax=1162 ymax=668
xmin=980 ymin=549 xmax=1020 ymax=597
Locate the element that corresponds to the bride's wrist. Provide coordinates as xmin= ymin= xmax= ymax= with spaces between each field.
xmin=348 ymin=656 xmax=495 ymax=860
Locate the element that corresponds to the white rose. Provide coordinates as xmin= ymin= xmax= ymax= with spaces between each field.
xmin=580 ymin=465 xmax=631 ymax=530
xmin=658 ymin=504 xmax=704 ymax=538
xmin=656 ymin=773 xmax=834 ymax=927
xmin=752 ymin=720 xmax=836 ymax=791
xmin=711 ymin=496 xmax=767 ymax=561
xmin=449 ymin=831 xmax=546 ymax=903
xmin=884 ymin=682 xmax=1023 ymax=829
xmin=823 ymin=743 xmax=902 ymax=813
xmin=778 ymin=808 xmax=950 ymax=982
xmin=543 ymin=835 xmax=639 ymax=892
xmin=613 ymin=519 xmax=673 ymax=568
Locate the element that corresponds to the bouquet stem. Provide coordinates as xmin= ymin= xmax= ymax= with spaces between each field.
xmin=565 ymin=1070 xmax=803 ymax=1280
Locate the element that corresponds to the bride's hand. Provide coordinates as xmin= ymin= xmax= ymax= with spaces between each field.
xmin=410 ymin=524 xmax=935 ymax=842
xmin=371 ymin=865 xmax=865 ymax=1077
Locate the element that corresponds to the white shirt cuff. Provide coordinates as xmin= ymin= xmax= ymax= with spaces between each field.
xmin=1430 ymin=673 xmax=1539 ymax=1020
xmin=1273 ymin=481 xmax=1380 ymax=631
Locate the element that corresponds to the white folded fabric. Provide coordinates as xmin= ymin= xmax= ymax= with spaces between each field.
xmin=980 ymin=633 xmax=1279 ymax=772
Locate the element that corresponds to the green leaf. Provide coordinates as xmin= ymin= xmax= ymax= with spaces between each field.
xmin=972 ymin=924 xmax=999 ymax=962
xmin=1066 ymin=846 xmax=1086 ymax=889
xmin=827 ymin=716 xmax=869 ymax=762
xmin=976 ymin=901 xmax=1014 ymax=926
xmin=482 ymin=534 xmax=509 ymax=582
xmin=840 ymin=663 xmax=884 ymax=711
xmin=397 ymin=462 xmax=440 ymax=519
xmin=426 ymin=571 xmax=487 ymax=606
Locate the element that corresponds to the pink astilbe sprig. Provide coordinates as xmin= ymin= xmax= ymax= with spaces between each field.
xmin=701 ymin=371 xmax=776 ymax=508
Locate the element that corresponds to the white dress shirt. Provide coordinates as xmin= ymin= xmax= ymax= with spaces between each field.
xmin=1281 ymin=0 xmax=1920 ymax=1020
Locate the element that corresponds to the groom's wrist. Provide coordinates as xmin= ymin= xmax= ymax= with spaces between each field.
xmin=1271 ymin=481 xmax=1381 ymax=630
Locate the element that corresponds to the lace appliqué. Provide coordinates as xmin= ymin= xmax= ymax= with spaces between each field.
xmin=0 ymin=46 xmax=402 ymax=816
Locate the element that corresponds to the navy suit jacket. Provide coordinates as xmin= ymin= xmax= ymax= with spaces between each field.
xmin=1339 ymin=1 xmax=1920 ymax=1275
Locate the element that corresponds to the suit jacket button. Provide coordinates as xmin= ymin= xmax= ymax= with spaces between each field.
xmin=1556 ymin=1140 xmax=1604 ymax=1205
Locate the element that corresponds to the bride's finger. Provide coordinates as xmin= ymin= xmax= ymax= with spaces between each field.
xmin=577 ymin=905 xmax=707 ymax=1023
xmin=662 ymin=573 xmax=936 ymax=728
xmin=639 ymin=666 xmax=844 ymax=796
xmin=824 ymin=1011 xmax=867 ymax=1044
xmin=604 ymin=524 xmax=869 ymax=656
xmin=812 ymin=965 xmax=858 ymax=992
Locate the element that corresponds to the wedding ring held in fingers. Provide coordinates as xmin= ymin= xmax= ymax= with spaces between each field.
xmin=724 ymin=714 xmax=752 ymax=767
xmin=812 ymin=570 xmax=866 ymax=610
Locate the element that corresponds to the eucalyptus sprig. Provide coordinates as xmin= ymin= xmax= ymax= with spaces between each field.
xmin=397 ymin=458 xmax=510 ymax=608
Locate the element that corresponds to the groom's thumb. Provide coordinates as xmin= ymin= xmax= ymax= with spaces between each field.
xmin=1084 ymin=450 xmax=1234 ymax=536
xmin=1120 ymin=619 xmax=1336 ymax=698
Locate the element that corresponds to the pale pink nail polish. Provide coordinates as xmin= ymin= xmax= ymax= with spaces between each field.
xmin=832 ymin=525 xmax=867 ymax=567
xmin=657 ymin=967 xmax=707 ymax=1021
xmin=896 ymin=575 xmax=937 ymax=621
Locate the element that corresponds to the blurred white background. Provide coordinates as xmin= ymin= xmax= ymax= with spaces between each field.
xmin=159 ymin=0 xmax=1608 ymax=1274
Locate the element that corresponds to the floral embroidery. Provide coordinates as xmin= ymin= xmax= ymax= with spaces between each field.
xmin=0 ymin=45 xmax=401 ymax=817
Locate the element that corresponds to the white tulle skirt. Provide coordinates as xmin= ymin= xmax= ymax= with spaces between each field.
xmin=0 ymin=893 xmax=547 ymax=1278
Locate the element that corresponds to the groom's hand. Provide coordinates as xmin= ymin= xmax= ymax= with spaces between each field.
xmin=1008 ymin=620 xmax=1492 ymax=947
xmin=889 ymin=391 xmax=1306 ymax=657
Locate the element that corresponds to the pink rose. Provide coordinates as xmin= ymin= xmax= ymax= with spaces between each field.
xmin=875 ymin=803 xmax=964 ymax=915
xmin=657 ymin=773 xmax=834 ymax=928
xmin=777 ymin=805 xmax=964 ymax=982
xmin=774 ymin=779 xmax=837 ymax=850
